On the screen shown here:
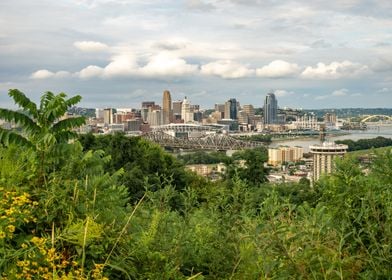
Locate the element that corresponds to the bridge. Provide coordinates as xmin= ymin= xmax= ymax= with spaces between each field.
xmin=360 ymin=115 xmax=392 ymax=123
xmin=142 ymin=131 xmax=265 ymax=150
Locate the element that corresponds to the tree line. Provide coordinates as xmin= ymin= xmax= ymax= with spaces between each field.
xmin=336 ymin=136 xmax=392 ymax=151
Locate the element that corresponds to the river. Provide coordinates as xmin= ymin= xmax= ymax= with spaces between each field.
xmin=269 ymin=125 xmax=392 ymax=152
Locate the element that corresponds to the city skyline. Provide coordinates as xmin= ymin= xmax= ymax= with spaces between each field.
xmin=0 ymin=1 xmax=391 ymax=109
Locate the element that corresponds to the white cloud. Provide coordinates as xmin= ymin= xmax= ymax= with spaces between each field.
xmin=315 ymin=88 xmax=361 ymax=100
xmin=78 ymin=65 xmax=104 ymax=79
xmin=256 ymin=60 xmax=300 ymax=78
xmin=103 ymin=54 xmax=138 ymax=77
xmin=31 ymin=70 xmax=54 ymax=79
xmin=331 ymin=88 xmax=349 ymax=96
xmin=201 ymin=60 xmax=254 ymax=79
xmin=301 ymin=60 xmax=369 ymax=79
xmin=103 ymin=15 xmax=167 ymax=31
xmin=31 ymin=69 xmax=71 ymax=79
xmin=75 ymin=52 xmax=197 ymax=79
xmin=274 ymin=89 xmax=295 ymax=97
xmin=74 ymin=41 xmax=109 ymax=52
xmin=140 ymin=52 xmax=198 ymax=77
xmin=186 ymin=0 xmax=215 ymax=11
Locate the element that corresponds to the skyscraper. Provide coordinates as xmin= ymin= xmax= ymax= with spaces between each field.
xmin=264 ymin=93 xmax=278 ymax=124
xmin=181 ymin=96 xmax=193 ymax=123
xmin=162 ymin=90 xmax=172 ymax=124
xmin=224 ymin=98 xmax=237 ymax=120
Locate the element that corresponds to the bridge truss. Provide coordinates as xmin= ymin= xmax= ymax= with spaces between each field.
xmin=360 ymin=115 xmax=392 ymax=123
xmin=142 ymin=131 xmax=264 ymax=150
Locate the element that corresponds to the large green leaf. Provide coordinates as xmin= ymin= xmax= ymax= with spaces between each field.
xmin=0 ymin=108 xmax=39 ymax=134
xmin=8 ymin=89 xmax=38 ymax=118
xmin=0 ymin=127 xmax=33 ymax=148
xmin=51 ymin=116 xmax=86 ymax=133
xmin=65 ymin=95 xmax=82 ymax=107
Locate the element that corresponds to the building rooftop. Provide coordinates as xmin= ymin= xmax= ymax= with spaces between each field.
xmin=309 ymin=142 xmax=348 ymax=152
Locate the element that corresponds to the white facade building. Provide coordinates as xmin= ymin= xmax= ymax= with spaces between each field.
xmin=310 ymin=142 xmax=348 ymax=180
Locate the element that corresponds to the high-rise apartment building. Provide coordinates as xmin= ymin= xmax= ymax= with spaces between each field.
xmin=268 ymin=146 xmax=304 ymax=166
xmin=103 ymin=108 xmax=114 ymax=125
xmin=224 ymin=98 xmax=237 ymax=120
xmin=162 ymin=90 xmax=172 ymax=125
xmin=264 ymin=93 xmax=278 ymax=124
xmin=310 ymin=142 xmax=348 ymax=180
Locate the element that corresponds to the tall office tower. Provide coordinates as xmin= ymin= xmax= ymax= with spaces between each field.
xmin=162 ymin=90 xmax=172 ymax=125
xmin=172 ymin=100 xmax=183 ymax=115
xmin=147 ymin=110 xmax=163 ymax=126
xmin=103 ymin=108 xmax=114 ymax=125
xmin=181 ymin=97 xmax=194 ymax=123
xmin=242 ymin=104 xmax=255 ymax=119
xmin=95 ymin=108 xmax=105 ymax=119
xmin=214 ymin=104 xmax=225 ymax=119
xmin=238 ymin=110 xmax=249 ymax=124
xmin=215 ymin=103 xmax=225 ymax=112
xmin=224 ymin=98 xmax=237 ymax=120
xmin=310 ymin=142 xmax=348 ymax=181
xmin=190 ymin=104 xmax=200 ymax=112
xmin=141 ymin=101 xmax=155 ymax=109
xmin=264 ymin=92 xmax=278 ymax=124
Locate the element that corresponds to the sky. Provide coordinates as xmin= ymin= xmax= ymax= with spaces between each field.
xmin=0 ymin=0 xmax=391 ymax=109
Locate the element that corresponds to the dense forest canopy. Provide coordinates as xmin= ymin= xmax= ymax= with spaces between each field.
xmin=0 ymin=90 xmax=391 ymax=279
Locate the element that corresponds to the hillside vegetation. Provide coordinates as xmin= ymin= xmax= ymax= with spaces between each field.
xmin=0 ymin=90 xmax=391 ymax=279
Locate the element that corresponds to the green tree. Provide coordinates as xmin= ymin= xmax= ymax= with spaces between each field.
xmin=0 ymin=89 xmax=85 ymax=179
xmin=229 ymin=147 xmax=269 ymax=186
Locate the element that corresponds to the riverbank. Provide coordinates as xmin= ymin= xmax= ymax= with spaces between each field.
xmin=269 ymin=126 xmax=392 ymax=152
xmin=271 ymin=131 xmax=349 ymax=143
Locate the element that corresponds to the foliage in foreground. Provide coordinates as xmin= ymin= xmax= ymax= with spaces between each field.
xmin=0 ymin=90 xmax=391 ymax=279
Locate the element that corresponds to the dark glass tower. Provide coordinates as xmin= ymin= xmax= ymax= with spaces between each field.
xmin=225 ymin=98 xmax=237 ymax=120
xmin=263 ymin=93 xmax=277 ymax=124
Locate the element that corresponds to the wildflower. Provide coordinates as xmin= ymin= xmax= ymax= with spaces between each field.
xmin=7 ymin=225 xmax=15 ymax=233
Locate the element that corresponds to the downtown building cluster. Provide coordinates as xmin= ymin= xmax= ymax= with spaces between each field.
xmin=84 ymin=90 xmax=339 ymax=134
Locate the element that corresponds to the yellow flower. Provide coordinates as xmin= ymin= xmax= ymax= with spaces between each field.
xmin=0 ymin=231 xmax=5 ymax=239
xmin=7 ymin=225 xmax=15 ymax=233
xmin=31 ymin=236 xmax=46 ymax=246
